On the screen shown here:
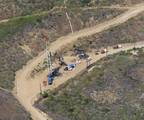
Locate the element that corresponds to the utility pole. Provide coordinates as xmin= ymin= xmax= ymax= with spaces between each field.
xmin=40 ymin=83 xmax=42 ymax=94
xmin=106 ymin=48 xmax=108 ymax=57
xmin=64 ymin=0 xmax=67 ymax=6
xmin=42 ymin=33 xmax=52 ymax=72
xmin=64 ymin=0 xmax=74 ymax=34
xmin=66 ymin=12 xmax=74 ymax=34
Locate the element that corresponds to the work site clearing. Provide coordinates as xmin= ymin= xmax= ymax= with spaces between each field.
xmin=16 ymin=41 xmax=144 ymax=120
xmin=31 ymin=42 xmax=143 ymax=89
xmin=14 ymin=3 xmax=144 ymax=120
xmin=0 ymin=1 xmax=144 ymax=120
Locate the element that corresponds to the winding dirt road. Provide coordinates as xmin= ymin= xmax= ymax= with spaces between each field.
xmin=14 ymin=3 xmax=144 ymax=120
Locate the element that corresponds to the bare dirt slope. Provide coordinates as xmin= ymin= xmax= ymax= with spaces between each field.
xmin=15 ymin=3 xmax=144 ymax=120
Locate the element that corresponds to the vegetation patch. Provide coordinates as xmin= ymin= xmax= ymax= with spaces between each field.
xmin=90 ymin=90 xmax=119 ymax=104
xmin=0 ymin=0 xmax=141 ymax=20
xmin=0 ymin=14 xmax=44 ymax=39
xmin=66 ymin=0 xmax=144 ymax=8
xmin=0 ymin=89 xmax=31 ymax=120
xmin=0 ymin=0 xmax=63 ymax=20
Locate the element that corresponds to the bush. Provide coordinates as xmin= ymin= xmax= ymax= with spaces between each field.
xmin=41 ymin=91 xmax=49 ymax=98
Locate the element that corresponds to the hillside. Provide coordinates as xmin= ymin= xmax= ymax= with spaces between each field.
xmin=0 ymin=1 xmax=144 ymax=120
xmin=62 ymin=12 xmax=144 ymax=53
xmin=0 ymin=89 xmax=31 ymax=120
xmin=0 ymin=8 xmax=123 ymax=89
xmin=66 ymin=0 xmax=144 ymax=7
xmin=0 ymin=0 xmax=60 ymax=20
xmin=0 ymin=0 xmax=143 ymax=20
xmin=36 ymin=47 xmax=144 ymax=120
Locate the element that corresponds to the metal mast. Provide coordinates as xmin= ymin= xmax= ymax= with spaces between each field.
xmin=42 ymin=33 xmax=52 ymax=72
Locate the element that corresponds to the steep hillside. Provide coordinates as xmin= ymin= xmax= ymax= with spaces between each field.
xmin=36 ymin=48 xmax=144 ymax=120
xmin=0 ymin=89 xmax=31 ymax=120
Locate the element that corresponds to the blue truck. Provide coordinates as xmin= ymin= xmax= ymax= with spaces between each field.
xmin=48 ymin=74 xmax=54 ymax=85
xmin=48 ymin=67 xmax=60 ymax=85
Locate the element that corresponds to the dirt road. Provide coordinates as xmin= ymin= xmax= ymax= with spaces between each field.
xmin=14 ymin=3 xmax=144 ymax=120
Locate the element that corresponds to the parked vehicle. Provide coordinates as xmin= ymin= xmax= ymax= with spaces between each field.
xmin=79 ymin=53 xmax=89 ymax=59
xmin=64 ymin=64 xmax=76 ymax=71
xmin=48 ymin=74 xmax=54 ymax=85
xmin=47 ymin=67 xmax=60 ymax=85
xmin=74 ymin=49 xmax=89 ymax=59
xmin=95 ymin=50 xmax=100 ymax=55
xmin=113 ymin=44 xmax=122 ymax=49
xmin=101 ymin=48 xmax=108 ymax=54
